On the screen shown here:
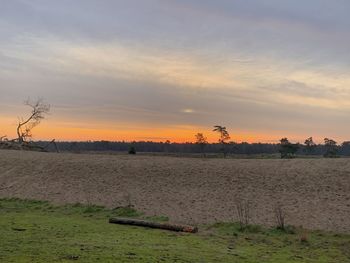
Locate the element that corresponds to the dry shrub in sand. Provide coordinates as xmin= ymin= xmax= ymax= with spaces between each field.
xmin=274 ymin=204 xmax=286 ymax=230
xmin=123 ymin=192 xmax=134 ymax=208
xmin=236 ymin=200 xmax=251 ymax=230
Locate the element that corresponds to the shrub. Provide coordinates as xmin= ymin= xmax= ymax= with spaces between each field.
xmin=236 ymin=200 xmax=251 ymax=231
xmin=274 ymin=204 xmax=286 ymax=230
xmin=300 ymin=232 xmax=309 ymax=243
xmin=128 ymin=146 xmax=136 ymax=154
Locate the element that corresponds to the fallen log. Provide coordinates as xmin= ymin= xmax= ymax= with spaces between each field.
xmin=109 ymin=218 xmax=198 ymax=233
xmin=0 ymin=141 xmax=46 ymax=152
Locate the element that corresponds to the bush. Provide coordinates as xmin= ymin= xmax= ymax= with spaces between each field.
xmin=236 ymin=200 xmax=251 ymax=231
xmin=274 ymin=205 xmax=286 ymax=230
xmin=128 ymin=146 xmax=136 ymax=154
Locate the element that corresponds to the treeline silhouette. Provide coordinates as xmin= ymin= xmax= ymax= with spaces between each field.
xmin=36 ymin=140 xmax=350 ymax=156
xmin=5 ymin=100 xmax=348 ymax=157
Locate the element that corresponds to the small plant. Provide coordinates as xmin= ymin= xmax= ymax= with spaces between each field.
xmin=83 ymin=204 xmax=104 ymax=213
xmin=283 ymin=225 xmax=297 ymax=234
xmin=123 ymin=192 xmax=133 ymax=208
xmin=236 ymin=200 xmax=251 ymax=231
xmin=145 ymin=215 xmax=169 ymax=222
xmin=111 ymin=206 xmax=141 ymax=217
xmin=300 ymin=231 xmax=309 ymax=243
xmin=274 ymin=204 xmax=286 ymax=231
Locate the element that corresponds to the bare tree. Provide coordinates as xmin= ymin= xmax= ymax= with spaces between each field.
xmin=195 ymin=133 xmax=208 ymax=157
xmin=0 ymin=135 xmax=7 ymax=142
xmin=16 ymin=98 xmax=50 ymax=144
xmin=213 ymin=125 xmax=231 ymax=158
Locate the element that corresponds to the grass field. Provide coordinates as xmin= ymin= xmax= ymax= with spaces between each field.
xmin=0 ymin=198 xmax=349 ymax=263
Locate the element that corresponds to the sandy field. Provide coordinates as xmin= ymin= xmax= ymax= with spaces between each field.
xmin=0 ymin=150 xmax=349 ymax=233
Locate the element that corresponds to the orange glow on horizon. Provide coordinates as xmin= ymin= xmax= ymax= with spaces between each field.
xmin=0 ymin=118 xmax=298 ymax=144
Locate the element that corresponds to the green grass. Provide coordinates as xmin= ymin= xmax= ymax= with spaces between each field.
xmin=0 ymin=199 xmax=349 ymax=262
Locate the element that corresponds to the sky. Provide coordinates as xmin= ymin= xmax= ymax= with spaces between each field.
xmin=1 ymin=0 xmax=350 ymax=143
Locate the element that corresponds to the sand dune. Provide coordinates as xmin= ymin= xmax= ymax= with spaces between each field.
xmin=0 ymin=150 xmax=349 ymax=233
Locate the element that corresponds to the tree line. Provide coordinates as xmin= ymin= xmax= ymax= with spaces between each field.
xmin=37 ymin=135 xmax=350 ymax=158
xmin=195 ymin=128 xmax=345 ymax=158
xmin=1 ymin=99 xmax=349 ymax=158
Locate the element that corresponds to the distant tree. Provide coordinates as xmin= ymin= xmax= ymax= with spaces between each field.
xmin=164 ymin=140 xmax=171 ymax=152
xmin=16 ymin=98 xmax=50 ymax=143
xmin=195 ymin=133 xmax=208 ymax=157
xmin=279 ymin=138 xmax=299 ymax=158
xmin=0 ymin=98 xmax=56 ymax=152
xmin=304 ymin=137 xmax=316 ymax=155
xmin=323 ymin=138 xmax=338 ymax=158
xmin=213 ymin=126 xmax=231 ymax=144
xmin=128 ymin=146 xmax=136 ymax=155
xmin=213 ymin=125 xmax=231 ymax=158
xmin=280 ymin=138 xmax=290 ymax=159
xmin=342 ymin=141 xmax=350 ymax=147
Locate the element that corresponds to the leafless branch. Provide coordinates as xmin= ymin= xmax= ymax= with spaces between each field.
xmin=17 ymin=98 xmax=50 ymax=143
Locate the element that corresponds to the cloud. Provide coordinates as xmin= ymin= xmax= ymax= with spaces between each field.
xmin=1 ymin=0 xmax=350 ymax=142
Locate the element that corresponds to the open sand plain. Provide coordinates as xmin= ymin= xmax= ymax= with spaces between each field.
xmin=0 ymin=150 xmax=349 ymax=233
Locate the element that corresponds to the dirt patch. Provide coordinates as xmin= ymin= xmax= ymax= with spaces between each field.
xmin=0 ymin=150 xmax=349 ymax=233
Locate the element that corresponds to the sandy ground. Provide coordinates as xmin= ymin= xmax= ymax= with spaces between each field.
xmin=0 ymin=150 xmax=349 ymax=233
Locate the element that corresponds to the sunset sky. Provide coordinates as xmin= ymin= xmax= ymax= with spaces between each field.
xmin=1 ymin=0 xmax=350 ymax=143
